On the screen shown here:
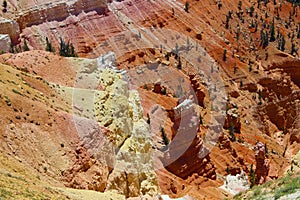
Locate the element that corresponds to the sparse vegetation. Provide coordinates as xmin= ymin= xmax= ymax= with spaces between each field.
xmin=235 ymin=173 xmax=300 ymax=200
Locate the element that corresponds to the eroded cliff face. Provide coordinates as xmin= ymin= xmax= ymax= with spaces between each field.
xmin=69 ymin=52 xmax=159 ymax=197
xmin=15 ymin=0 xmax=108 ymax=29
xmin=0 ymin=0 xmax=299 ymax=199
xmin=163 ymin=100 xmax=216 ymax=180
xmin=94 ymin=67 xmax=158 ymax=197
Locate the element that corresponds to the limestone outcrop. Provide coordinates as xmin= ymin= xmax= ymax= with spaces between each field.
xmin=90 ymin=55 xmax=158 ymax=197
xmin=220 ymin=171 xmax=250 ymax=195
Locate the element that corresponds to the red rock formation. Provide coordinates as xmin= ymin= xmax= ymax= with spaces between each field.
xmin=223 ymin=108 xmax=241 ymax=133
xmin=254 ymin=142 xmax=270 ymax=184
xmin=189 ymin=74 xmax=205 ymax=107
xmin=163 ymin=100 xmax=216 ymax=180
xmin=62 ymin=145 xmax=109 ymax=192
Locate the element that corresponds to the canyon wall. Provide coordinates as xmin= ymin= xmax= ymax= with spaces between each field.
xmin=16 ymin=0 xmax=108 ymax=29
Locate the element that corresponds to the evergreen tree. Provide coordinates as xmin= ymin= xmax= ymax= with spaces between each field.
xmin=175 ymin=43 xmax=179 ymax=58
xmin=9 ymin=43 xmax=14 ymax=53
xmin=223 ymin=49 xmax=227 ymax=61
xmin=45 ymin=37 xmax=55 ymax=53
xmin=23 ymin=39 xmax=30 ymax=51
xmin=229 ymin=122 xmax=236 ymax=142
xmin=184 ymin=1 xmax=189 ymax=13
xmin=280 ymin=36 xmax=285 ymax=51
xmin=291 ymin=43 xmax=297 ymax=55
xmin=260 ymin=30 xmax=269 ymax=48
xmin=238 ymin=0 xmax=242 ymax=10
xmin=147 ymin=113 xmax=150 ymax=124
xmin=177 ymin=56 xmax=182 ymax=69
xmin=3 ymin=0 xmax=7 ymax=8
xmin=250 ymin=6 xmax=255 ymax=17
xmin=270 ymin=18 xmax=276 ymax=42
xmin=161 ymin=126 xmax=169 ymax=146
xmin=249 ymin=62 xmax=252 ymax=72
xmin=59 ymin=37 xmax=77 ymax=57
xmin=234 ymin=64 xmax=237 ymax=74
xmin=258 ymin=89 xmax=263 ymax=105
xmin=199 ymin=114 xmax=203 ymax=125
xmin=225 ymin=15 xmax=230 ymax=29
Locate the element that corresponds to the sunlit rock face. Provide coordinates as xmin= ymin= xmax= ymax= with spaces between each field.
xmin=0 ymin=18 xmax=20 ymax=44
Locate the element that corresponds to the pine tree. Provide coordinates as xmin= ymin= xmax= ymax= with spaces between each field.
xmin=291 ymin=43 xmax=297 ymax=55
xmin=234 ymin=64 xmax=237 ymax=74
xmin=3 ymin=0 xmax=7 ymax=8
xmin=185 ymin=1 xmax=189 ymax=13
xmin=59 ymin=37 xmax=66 ymax=56
xmin=250 ymin=6 xmax=255 ymax=17
xmin=223 ymin=49 xmax=227 ymax=61
xmin=270 ymin=18 xmax=276 ymax=42
xmin=177 ymin=56 xmax=182 ymax=69
xmin=147 ymin=113 xmax=150 ymax=124
xmin=161 ymin=126 xmax=169 ymax=146
xmin=23 ymin=39 xmax=30 ymax=51
xmin=229 ymin=122 xmax=236 ymax=142
xmin=199 ymin=114 xmax=203 ymax=125
xmin=238 ymin=0 xmax=242 ymax=10
xmin=258 ymin=89 xmax=263 ymax=105
xmin=249 ymin=62 xmax=252 ymax=72
xmin=280 ymin=36 xmax=285 ymax=51
xmin=45 ymin=37 xmax=55 ymax=53
xmin=175 ymin=43 xmax=179 ymax=58
xmin=9 ymin=43 xmax=14 ymax=53
xmin=59 ymin=37 xmax=77 ymax=57
xmin=197 ymin=55 xmax=201 ymax=63
xmin=225 ymin=15 xmax=230 ymax=29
